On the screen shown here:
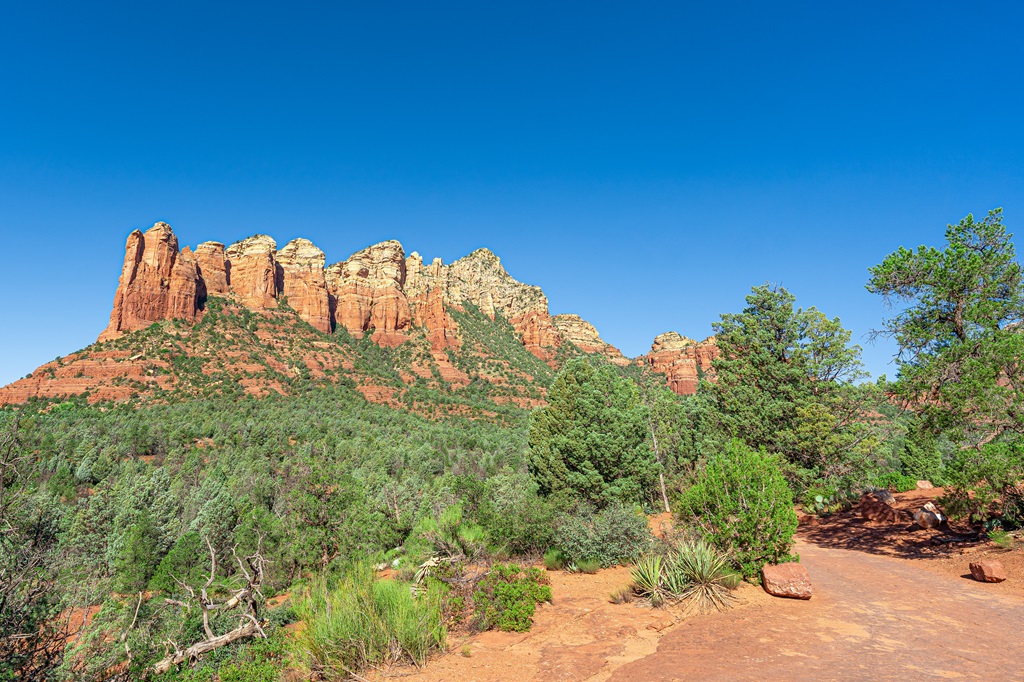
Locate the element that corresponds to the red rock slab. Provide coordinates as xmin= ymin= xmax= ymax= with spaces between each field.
xmin=762 ymin=562 xmax=813 ymax=599
xmin=970 ymin=560 xmax=1007 ymax=583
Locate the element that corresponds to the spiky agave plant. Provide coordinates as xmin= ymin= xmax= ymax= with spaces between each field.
xmin=665 ymin=539 xmax=740 ymax=613
xmin=630 ymin=555 xmax=667 ymax=607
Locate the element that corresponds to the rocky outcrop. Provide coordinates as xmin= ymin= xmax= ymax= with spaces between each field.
xmin=276 ymin=239 xmax=331 ymax=333
xmin=326 ymin=240 xmax=412 ymax=345
xmin=100 ymin=222 xmax=203 ymax=341
xmin=641 ymin=332 xmax=719 ymax=395
xmin=226 ymin=235 xmax=278 ymax=309
xmin=761 ymin=563 xmax=813 ymax=599
xmin=552 ymin=314 xmax=629 ymax=366
xmin=195 ymin=242 xmax=229 ymax=296
xmin=913 ymin=502 xmax=946 ymax=530
xmin=406 ymin=248 xmax=560 ymax=359
xmin=859 ymin=492 xmax=904 ymax=524
xmin=93 ymin=224 xmax=635 ymax=369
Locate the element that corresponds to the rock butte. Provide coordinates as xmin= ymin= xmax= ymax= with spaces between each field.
xmin=52 ymin=222 xmax=718 ymax=401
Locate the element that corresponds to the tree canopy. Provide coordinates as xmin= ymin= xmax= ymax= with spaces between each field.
xmin=704 ymin=284 xmax=877 ymax=481
xmin=867 ymin=209 xmax=1024 ymax=445
xmin=528 ymin=359 xmax=658 ymax=506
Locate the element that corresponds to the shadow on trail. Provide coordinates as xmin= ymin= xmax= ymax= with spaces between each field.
xmin=797 ymin=489 xmax=983 ymax=560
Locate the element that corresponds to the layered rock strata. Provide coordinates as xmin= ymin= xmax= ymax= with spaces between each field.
xmin=277 ymin=238 xmax=331 ymax=333
xmin=97 ymin=223 xmax=603 ymax=365
xmin=552 ymin=314 xmax=629 ymax=366
xmin=326 ymin=240 xmax=412 ymax=345
xmin=640 ymin=332 xmax=719 ymax=395
xmin=225 ymin=235 xmax=278 ymax=310
xmin=100 ymin=223 xmax=202 ymax=341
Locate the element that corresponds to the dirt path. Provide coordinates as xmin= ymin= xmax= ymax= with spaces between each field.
xmin=608 ymin=538 xmax=1024 ymax=681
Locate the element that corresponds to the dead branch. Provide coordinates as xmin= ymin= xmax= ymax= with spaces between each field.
xmin=152 ymin=536 xmax=268 ymax=675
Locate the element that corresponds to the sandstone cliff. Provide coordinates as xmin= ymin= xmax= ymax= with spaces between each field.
xmin=100 ymin=222 xmax=202 ymax=341
xmin=94 ymin=221 xmax=631 ymax=373
xmin=225 ymin=235 xmax=279 ymax=310
xmin=641 ymin=332 xmax=719 ymax=395
xmin=277 ymin=238 xmax=331 ymax=333
xmin=326 ymin=240 xmax=413 ymax=345
xmin=553 ymin=314 xmax=629 ymax=366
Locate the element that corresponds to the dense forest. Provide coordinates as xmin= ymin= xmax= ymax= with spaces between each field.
xmin=3 ymin=210 xmax=1024 ymax=680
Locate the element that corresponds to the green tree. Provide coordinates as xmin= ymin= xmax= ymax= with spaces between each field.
xmin=705 ymin=284 xmax=876 ymax=482
xmin=867 ymin=208 xmax=1024 ymax=446
xmin=528 ymin=359 xmax=658 ymax=506
xmin=675 ymin=439 xmax=797 ymax=578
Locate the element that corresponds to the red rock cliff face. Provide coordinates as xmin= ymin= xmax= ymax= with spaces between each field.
xmin=99 ymin=222 xmax=202 ymax=341
xmin=276 ymin=238 xmax=331 ymax=333
xmin=641 ymin=332 xmax=719 ymax=395
xmin=226 ymin=235 xmax=278 ymax=309
xmin=326 ymin=240 xmax=413 ymax=346
xmin=93 ymin=224 xmax=637 ymax=372
xmin=195 ymin=242 xmax=229 ymax=296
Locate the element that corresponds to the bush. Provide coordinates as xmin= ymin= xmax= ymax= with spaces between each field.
xmin=631 ymin=538 xmax=739 ymax=612
xmin=543 ymin=548 xmax=565 ymax=571
xmin=291 ymin=564 xmax=447 ymax=679
xmin=479 ymin=472 xmax=555 ymax=556
xmin=553 ymin=501 xmax=651 ymax=567
xmin=942 ymin=441 xmax=1024 ymax=526
xmin=577 ymin=558 xmax=601 ymax=574
xmin=472 ymin=564 xmax=552 ymax=632
xmin=675 ymin=440 xmax=797 ymax=578
xmin=874 ymin=471 xmax=918 ymax=493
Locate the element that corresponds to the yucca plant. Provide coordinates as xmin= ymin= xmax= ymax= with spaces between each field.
xmin=630 ymin=555 xmax=666 ymax=607
xmin=665 ymin=539 xmax=740 ymax=613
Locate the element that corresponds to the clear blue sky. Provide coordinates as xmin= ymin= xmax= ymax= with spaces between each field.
xmin=2 ymin=1 xmax=1022 ymax=387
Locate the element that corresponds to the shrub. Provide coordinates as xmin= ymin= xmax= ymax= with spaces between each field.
xmin=472 ymin=564 xmax=552 ymax=632
xmin=553 ymin=501 xmax=651 ymax=567
xmin=407 ymin=504 xmax=487 ymax=564
xmin=942 ymin=441 xmax=1024 ymax=526
xmin=479 ymin=472 xmax=555 ymax=556
xmin=873 ymin=471 xmax=918 ymax=493
xmin=543 ymin=549 xmax=566 ymax=571
xmin=631 ymin=539 xmax=739 ymax=612
xmin=577 ymin=558 xmax=601 ymax=574
xmin=291 ymin=564 xmax=447 ymax=679
xmin=675 ymin=440 xmax=797 ymax=578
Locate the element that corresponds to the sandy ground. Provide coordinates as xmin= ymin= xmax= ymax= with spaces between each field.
xmin=374 ymin=491 xmax=1024 ymax=681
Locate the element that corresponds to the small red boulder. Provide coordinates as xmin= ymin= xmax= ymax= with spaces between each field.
xmin=762 ymin=563 xmax=813 ymax=600
xmin=970 ymin=560 xmax=1007 ymax=583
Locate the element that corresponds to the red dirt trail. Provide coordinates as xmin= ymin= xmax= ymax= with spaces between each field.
xmin=609 ymin=538 xmax=1024 ymax=681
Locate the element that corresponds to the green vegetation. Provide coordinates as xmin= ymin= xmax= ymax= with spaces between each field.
xmin=292 ymin=564 xmax=448 ymax=678
xmin=529 ymin=359 xmax=657 ymax=506
xmin=631 ymin=538 xmax=739 ymax=612
xmin=8 ymin=206 xmax=1024 ymax=677
xmin=551 ymin=501 xmax=651 ymax=568
xmin=675 ymin=440 xmax=797 ymax=579
xmin=472 ymin=564 xmax=552 ymax=632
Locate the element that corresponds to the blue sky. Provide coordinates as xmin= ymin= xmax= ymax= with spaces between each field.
xmin=1 ymin=1 xmax=1022 ymax=386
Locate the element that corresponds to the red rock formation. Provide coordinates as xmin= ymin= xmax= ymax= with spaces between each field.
xmin=276 ymin=238 xmax=331 ymax=333
xmin=195 ymin=241 xmax=229 ymax=296
xmin=512 ymin=311 xmax=562 ymax=361
xmin=226 ymin=235 xmax=278 ymax=309
xmin=552 ymin=314 xmax=629 ymax=366
xmin=99 ymin=222 xmax=202 ymax=341
xmin=326 ymin=240 xmax=412 ymax=345
xmin=761 ymin=563 xmax=813 ymax=599
xmin=411 ymin=286 xmax=459 ymax=351
xmin=641 ymin=332 xmax=719 ymax=395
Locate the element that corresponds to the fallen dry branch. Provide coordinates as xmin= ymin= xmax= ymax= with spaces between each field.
xmin=151 ymin=536 xmax=268 ymax=675
xmin=152 ymin=620 xmax=262 ymax=674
